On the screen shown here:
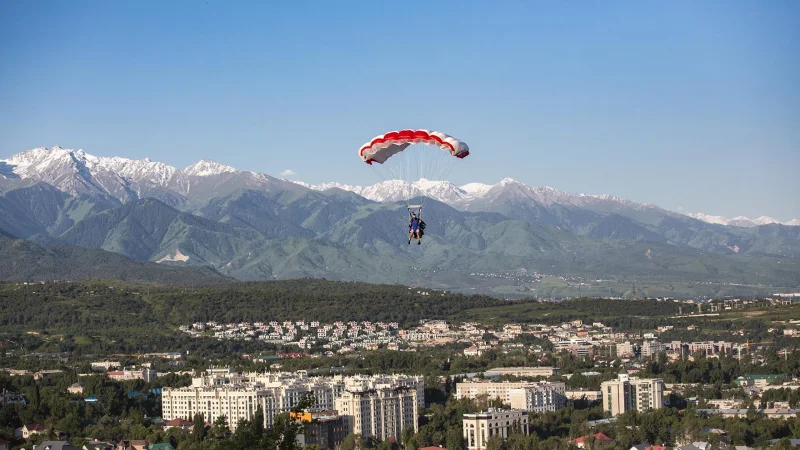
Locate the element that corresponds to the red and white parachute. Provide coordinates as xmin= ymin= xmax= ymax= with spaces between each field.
xmin=359 ymin=129 xmax=469 ymax=165
xmin=358 ymin=129 xmax=470 ymax=212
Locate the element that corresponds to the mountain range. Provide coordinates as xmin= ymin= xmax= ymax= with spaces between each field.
xmin=1 ymin=146 xmax=799 ymax=296
xmin=684 ymin=213 xmax=800 ymax=228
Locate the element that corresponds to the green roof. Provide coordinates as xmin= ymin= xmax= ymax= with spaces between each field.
xmin=150 ymin=444 xmax=176 ymax=450
xmin=738 ymin=374 xmax=785 ymax=380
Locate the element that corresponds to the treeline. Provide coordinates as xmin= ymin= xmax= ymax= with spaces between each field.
xmin=457 ymin=297 xmax=681 ymax=327
xmin=639 ymin=350 xmax=800 ymax=384
xmin=0 ymin=279 xmax=512 ymax=331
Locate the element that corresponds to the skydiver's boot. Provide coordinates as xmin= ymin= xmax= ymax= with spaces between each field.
xmin=418 ymin=239 xmax=421 ymax=245
xmin=408 ymin=237 xmax=411 ymax=245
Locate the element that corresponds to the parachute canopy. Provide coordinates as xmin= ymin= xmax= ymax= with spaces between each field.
xmin=359 ymin=129 xmax=469 ymax=165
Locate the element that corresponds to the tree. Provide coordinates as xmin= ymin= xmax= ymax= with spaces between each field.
xmin=401 ymin=427 xmax=416 ymax=449
xmin=485 ymin=434 xmax=506 ymax=450
xmin=211 ymin=415 xmax=230 ymax=440
xmin=251 ymin=406 xmax=265 ymax=438
xmin=377 ymin=439 xmax=400 ymax=450
xmin=446 ymin=425 xmax=465 ymax=450
xmin=192 ymin=413 xmax=207 ymax=442
xmin=340 ymin=433 xmax=366 ymax=450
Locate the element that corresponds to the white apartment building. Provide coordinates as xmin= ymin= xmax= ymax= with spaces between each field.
xmin=601 ymin=374 xmax=664 ymax=416
xmin=616 ymin=342 xmax=635 ymax=357
xmin=483 ymin=367 xmax=560 ymax=378
xmin=162 ymin=369 xmax=423 ymax=434
xmin=508 ymin=383 xmax=566 ymax=413
xmin=457 ymin=381 xmax=565 ymax=412
xmin=565 ymin=390 xmax=602 ymax=401
xmin=641 ymin=341 xmax=666 ymax=357
xmin=91 ymin=360 xmax=120 ymax=371
xmin=162 ymin=385 xmax=276 ymax=431
xmin=335 ymin=386 xmax=418 ymax=441
xmin=463 ymin=409 xmax=529 ymax=450
xmin=107 ymin=369 xmax=157 ymax=382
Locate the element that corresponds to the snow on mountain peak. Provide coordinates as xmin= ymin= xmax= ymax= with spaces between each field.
xmin=3 ymin=147 xmax=794 ymax=228
xmin=498 ymin=177 xmax=519 ymax=185
xmin=183 ymin=159 xmax=238 ymax=177
xmin=302 ymin=178 xmax=470 ymax=203
xmin=460 ymin=182 xmax=493 ymax=196
xmin=687 ymin=212 xmax=798 ymax=227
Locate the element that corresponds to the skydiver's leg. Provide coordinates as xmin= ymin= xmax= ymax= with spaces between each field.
xmin=408 ymin=230 xmax=412 ymax=244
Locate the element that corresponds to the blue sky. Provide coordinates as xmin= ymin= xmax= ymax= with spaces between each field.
xmin=1 ymin=1 xmax=798 ymax=220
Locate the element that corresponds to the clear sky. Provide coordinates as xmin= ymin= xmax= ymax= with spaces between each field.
xmin=1 ymin=1 xmax=798 ymax=220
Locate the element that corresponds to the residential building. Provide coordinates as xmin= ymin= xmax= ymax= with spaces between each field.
xmin=508 ymin=383 xmax=567 ymax=412
xmin=462 ymin=409 xmax=529 ymax=450
xmin=163 ymin=384 xmax=275 ymax=432
xmin=457 ymin=380 xmax=566 ymax=412
xmin=149 ymin=443 xmax=176 ymax=450
xmin=617 ymin=342 xmax=636 ymax=357
xmin=115 ymin=440 xmax=151 ymax=450
xmin=565 ymin=390 xmax=602 ymax=402
xmin=482 ymin=367 xmax=560 ymax=378
xmin=91 ymin=361 xmax=120 ymax=371
xmin=464 ymin=346 xmax=482 ymax=357
xmin=82 ymin=441 xmax=114 ymax=450
xmin=735 ymin=374 xmax=786 ymax=388
xmin=67 ymin=383 xmax=85 ymax=394
xmin=33 ymin=442 xmax=80 ymax=450
xmin=162 ymin=369 xmax=422 ymax=434
xmin=335 ymin=386 xmax=418 ymax=442
xmin=292 ymin=410 xmax=346 ymax=449
xmin=1 ymin=389 xmax=26 ymax=405
xmin=162 ymin=418 xmax=193 ymax=431
xmin=641 ymin=341 xmax=665 ymax=357
xmin=107 ymin=369 xmax=157 ymax=382
xmin=601 ymin=374 xmax=664 ymax=416
xmin=574 ymin=432 xmax=613 ymax=449
xmin=676 ymin=443 xmax=711 ymax=450
xmin=0 ymin=439 xmax=8 ymax=450
xmin=16 ymin=423 xmax=46 ymax=439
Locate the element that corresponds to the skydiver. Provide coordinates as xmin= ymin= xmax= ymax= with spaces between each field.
xmin=408 ymin=212 xmax=423 ymax=245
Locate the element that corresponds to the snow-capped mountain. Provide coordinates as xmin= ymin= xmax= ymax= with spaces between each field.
xmin=183 ymin=160 xmax=238 ymax=177
xmin=0 ymin=146 xmax=276 ymax=202
xmin=687 ymin=213 xmax=800 ymax=228
xmin=2 ymin=146 xmax=796 ymax=228
xmin=298 ymin=179 xmax=472 ymax=203
xmin=301 ymin=176 xmax=663 ymax=216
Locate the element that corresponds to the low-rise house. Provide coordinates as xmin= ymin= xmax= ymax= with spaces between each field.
xmin=574 ymin=432 xmax=613 ymax=449
xmin=83 ymin=441 xmax=114 ymax=450
xmin=735 ymin=374 xmax=786 ymax=388
xmin=1 ymin=388 xmax=27 ymax=405
xmin=16 ymin=423 xmax=46 ymax=439
xmin=34 ymin=442 xmax=80 ymax=450
xmin=148 ymin=444 xmax=175 ymax=450
xmin=67 ymin=382 xmax=85 ymax=394
xmin=0 ymin=439 xmax=9 ymax=450
xmin=463 ymin=346 xmax=482 ymax=357
xmin=163 ymin=418 xmax=193 ymax=431
xmin=115 ymin=440 xmax=151 ymax=450
xmin=676 ymin=443 xmax=711 ymax=450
